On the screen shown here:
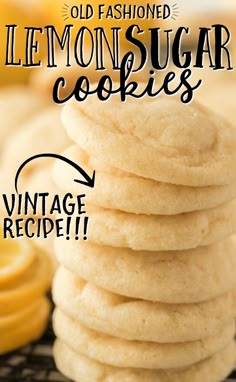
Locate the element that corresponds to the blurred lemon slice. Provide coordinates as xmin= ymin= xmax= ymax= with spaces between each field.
xmin=0 ymin=250 xmax=53 ymax=315
xmin=0 ymin=237 xmax=35 ymax=286
xmin=0 ymin=296 xmax=47 ymax=332
xmin=0 ymin=297 xmax=50 ymax=354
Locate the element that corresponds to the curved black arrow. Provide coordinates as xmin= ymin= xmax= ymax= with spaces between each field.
xmin=15 ymin=153 xmax=96 ymax=194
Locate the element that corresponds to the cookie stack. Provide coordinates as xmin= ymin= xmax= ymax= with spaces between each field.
xmin=52 ymin=97 xmax=236 ymax=382
xmin=0 ymin=234 xmax=52 ymax=354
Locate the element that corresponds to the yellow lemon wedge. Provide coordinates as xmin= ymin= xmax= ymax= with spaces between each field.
xmin=0 ymin=237 xmax=35 ymax=287
xmin=0 ymin=297 xmax=50 ymax=355
xmin=0 ymin=297 xmax=48 ymax=332
xmin=0 ymin=249 xmax=53 ymax=316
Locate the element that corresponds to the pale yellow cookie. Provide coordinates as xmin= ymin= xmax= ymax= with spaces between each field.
xmin=53 ymin=145 xmax=236 ymax=215
xmin=62 ymin=96 xmax=236 ymax=186
xmin=0 ymin=297 xmax=50 ymax=355
xmin=53 ymin=267 xmax=236 ymax=343
xmin=70 ymin=200 xmax=236 ymax=251
xmin=54 ymin=236 xmax=236 ymax=303
xmin=53 ymin=339 xmax=236 ymax=382
xmin=53 ymin=308 xmax=235 ymax=370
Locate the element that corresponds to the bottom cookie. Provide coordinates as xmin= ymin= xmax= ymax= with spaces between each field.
xmin=53 ymin=339 xmax=236 ymax=382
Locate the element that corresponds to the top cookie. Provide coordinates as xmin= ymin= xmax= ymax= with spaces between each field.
xmin=62 ymin=96 xmax=236 ymax=186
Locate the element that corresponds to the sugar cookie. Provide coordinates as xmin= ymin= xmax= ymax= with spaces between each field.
xmin=62 ymin=96 xmax=236 ymax=186
xmin=72 ymin=200 xmax=236 ymax=251
xmin=53 ymin=145 xmax=236 ymax=215
xmin=53 ymin=308 xmax=235 ymax=370
xmin=53 ymin=267 xmax=236 ymax=343
xmin=54 ymin=236 xmax=236 ymax=303
xmin=53 ymin=339 xmax=236 ymax=382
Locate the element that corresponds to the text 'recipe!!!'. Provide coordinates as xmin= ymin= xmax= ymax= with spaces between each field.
xmin=5 ymin=23 xmax=233 ymax=103
xmin=2 ymin=192 xmax=89 ymax=240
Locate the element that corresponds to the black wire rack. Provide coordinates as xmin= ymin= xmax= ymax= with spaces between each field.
xmin=0 ymin=320 xmax=71 ymax=382
xmin=0 ymin=320 xmax=236 ymax=382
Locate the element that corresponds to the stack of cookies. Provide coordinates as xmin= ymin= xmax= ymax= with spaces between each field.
xmin=52 ymin=96 xmax=236 ymax=382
